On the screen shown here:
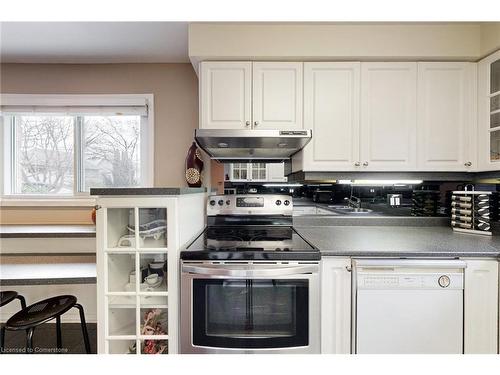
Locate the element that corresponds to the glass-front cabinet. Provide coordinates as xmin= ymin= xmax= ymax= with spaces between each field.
xmin=96 ymin=193 xmax=206 ymax=354
xmin=226 ymin=162 xmax=287 ymax=182
xmin=479 ymin=50 xmax=500 ymax=170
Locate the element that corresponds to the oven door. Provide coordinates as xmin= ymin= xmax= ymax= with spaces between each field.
xmin=180 ymin=262 xmax=320 ymax=354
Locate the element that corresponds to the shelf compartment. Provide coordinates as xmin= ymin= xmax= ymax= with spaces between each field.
xmin=138 ymin=253 xmax=167 ymax=292
xmin=135 ymin=208 xmax=168 ymax=249
xmin=108 ymin=307 xmax=136 ymax=336
xmin=107 ymin=253 xmax=136 ymax=292
xmin=139 ymin=308 xmax=168 ymax=336
xmin=491 ymin=93 xmax=500 ymax=112
xmin=107 ymin=294 xmax=136 ymax=307
xmin=140 ymin=339 xmax=168 ymax=354
xmin=107 ymin=208 xmax=136 ymax=249
xmin=139 ymin=294 xmax=168 ymax=306
xmin=491 ymin=60 xmax=500 ymax=94
xmin=107 ymin=339 xmax=138 ymax=354
xmin=490 ymin=129 xmax=500 ymax=162
xmin=490 ymin=111 xmax=500 ymax=129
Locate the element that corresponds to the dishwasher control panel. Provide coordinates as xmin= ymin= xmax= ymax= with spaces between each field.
xmin=358 ymin=272 xmax=464 ymax=290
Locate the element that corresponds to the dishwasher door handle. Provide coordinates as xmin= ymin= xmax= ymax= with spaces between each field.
xmin=352 ymin=259 xmax=467 ymax=270
xmin=182 ymin=264 xmax=318 ymax=277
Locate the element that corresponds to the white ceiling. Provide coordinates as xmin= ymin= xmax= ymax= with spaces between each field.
xmin=0 ymin=22 xmax=189 ymax=63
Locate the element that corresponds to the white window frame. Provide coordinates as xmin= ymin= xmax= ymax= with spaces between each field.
xmin=0 ymin=94 xmax=154 ymax=206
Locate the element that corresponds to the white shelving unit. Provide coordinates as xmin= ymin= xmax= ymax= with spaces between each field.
xmin=95 ymin=193 xmax=206 ymax=354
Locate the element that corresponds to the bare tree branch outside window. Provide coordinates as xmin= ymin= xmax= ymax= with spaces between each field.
xmin=83 ymin=116 xmax=141 ymax=189
xmin=13 ymin=114 xmax=141 ymax=194
xmin=17 ymin=116 xmax=74 ymax=194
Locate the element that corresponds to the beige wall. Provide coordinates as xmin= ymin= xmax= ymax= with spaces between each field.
xmin=0 ymin=63 xmax=201 ymax=224
xmin=0 ymin=63 xmax=200 ymax=187
xmin=480 ymin=22 xmax=500 ymax=56
xmin=0 ymin=206 xmax=94 ymax=225
xmin=189 ymin=22 xmax=483 ymax=68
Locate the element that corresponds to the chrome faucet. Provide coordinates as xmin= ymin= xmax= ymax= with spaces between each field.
xmin=344 ymin=195 xmax=361 ymax=209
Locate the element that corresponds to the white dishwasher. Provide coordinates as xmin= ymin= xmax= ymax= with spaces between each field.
xmin=352 ymin=259 xmax=466 ymax=354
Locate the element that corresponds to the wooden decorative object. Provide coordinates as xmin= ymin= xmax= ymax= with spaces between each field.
xmin=185 ymin=142 xmax=204 ymax=187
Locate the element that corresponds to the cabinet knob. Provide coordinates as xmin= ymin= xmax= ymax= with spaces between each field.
xmin=354 ymin=162 xmax=361 ymax=167
xmin=245 ymin=121 xmax=251 ymax=127
xmin=363 ymin=161 xmax=369 ymax=167
xmin=254 ymin=121 xmax=259 ymax=127
xmin=464 ymin=161 xmax=472 ymax=167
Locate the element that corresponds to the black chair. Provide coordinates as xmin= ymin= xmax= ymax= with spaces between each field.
xmin=0 ymin=295 xmax=91 ymax=354
xmin=1 ymin=291 xmax=27 ymax=352
xmin=0 ymin=291 xmax=26 ymax=310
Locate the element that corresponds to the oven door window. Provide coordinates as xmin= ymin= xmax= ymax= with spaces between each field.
xmin=192 ymin=279 xmax=309 ymax=349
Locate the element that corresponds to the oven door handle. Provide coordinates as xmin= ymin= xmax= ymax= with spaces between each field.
xmin=182 ymin=265 xmax=318 ymax=277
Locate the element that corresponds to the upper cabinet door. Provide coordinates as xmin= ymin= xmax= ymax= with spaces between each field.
xmin=360 ymin=63 xmax=417 ymax=171
xmin=266 ymin=162 xmax=287 ymax=182
xmin=478 ymin=50 xmax=500 ymax=171
xmin=417 ymin=62 xmax=476 ymax=171
xmin=301 ymin=62 xmax=361 ymax=171
xmin=252 ymin=62 xmax=303 ymax=130
xmin=200 ymin=62 xmax=252 ymax=129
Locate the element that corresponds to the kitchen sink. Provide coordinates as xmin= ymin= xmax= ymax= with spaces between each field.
xmin=293 ymin=205 xmax=373 ymax=216
xmin=293 ymin=205 xmax=340 ymax=216
xmin=328 ymin=206 xmax=373 ymax=214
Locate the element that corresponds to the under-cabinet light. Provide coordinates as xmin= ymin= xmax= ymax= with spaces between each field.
xmin=337 ymin=179 xmax=423 ymax=186
xmin=262 ymin=183 xmax=303 ymax=187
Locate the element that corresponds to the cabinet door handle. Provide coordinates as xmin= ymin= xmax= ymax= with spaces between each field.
xmin=245 ymin=121 xmax=251 ymax=127
xmin=254 ymin=121 xmax=259 ymax=127
xmin=464 ymin=161 xmax=472 ymax=167
xmin=363 ymin=161 xmax=369 ymax=167
xmin=354 ymin=162 xmax=361 ymax=167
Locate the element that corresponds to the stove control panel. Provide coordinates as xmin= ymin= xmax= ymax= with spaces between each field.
xmin=207 ymin=194 xmax=293 ymax=216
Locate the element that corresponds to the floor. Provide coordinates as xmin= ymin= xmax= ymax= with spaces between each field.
xmin=1 ymin=323 xmax=97 ymax=354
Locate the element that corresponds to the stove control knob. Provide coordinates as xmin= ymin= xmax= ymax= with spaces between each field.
xmin=226 ymin=200 xmax=231 ymax=205
xmin=209 ymin=200 xmax=216 ymax=206
xmin=438 ymin=275 xmax=450 ymax=288
xmin=284 ymin=200 xmax=290 ymax=206
xmin=275 ymin=200 xmax=282 ymax=206
xmin=218 ymin=199 xmax=224 ymax=206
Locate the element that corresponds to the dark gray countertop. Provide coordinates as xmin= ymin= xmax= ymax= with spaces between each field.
xmin=0 ymin=263 xmax=97 ymax=285
xmin=295 ymin=225 xmax=500 ymax=257
xmin=90 ymin=187 xmax=207 ymax=196
xmin=0 ymin=225 xmax=96 ymax=238
xmin=294 ymin=215 xmax=450 ymax=227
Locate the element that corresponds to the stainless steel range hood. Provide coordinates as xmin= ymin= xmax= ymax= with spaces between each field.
xmin=194 ymin=129 xmax=312 ymax=163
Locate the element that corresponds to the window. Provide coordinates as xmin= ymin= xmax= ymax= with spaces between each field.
xmin=1 ymin=94 xmax=153 ymax=196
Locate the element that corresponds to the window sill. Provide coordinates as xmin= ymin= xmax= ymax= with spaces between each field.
xmin=0 ymin=196 xmax=96 ymax=207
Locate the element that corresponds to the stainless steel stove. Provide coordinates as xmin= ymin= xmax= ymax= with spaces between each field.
xmin=180 ymin=194 xmax=320 ymax=354
xmin=181 ymin=194 xmax=319 ymax=261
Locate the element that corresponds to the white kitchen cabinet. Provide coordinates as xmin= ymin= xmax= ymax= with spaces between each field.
xmin=478 ymin=50 xmax=500 ymax=171
xmin=463 ymin=259 xmax=499 ymax=354
xmin=299 ymin=62 xmax=361 ymax=171
xmin=266 ymin=162 xmax=287 ymax=182
xmin=252 ymin=62 xmax=303 ymax=130
xmin=360 ymin=63 xmax=417 ymax=171
xmin=200 ymin=62 xmax=252 ymax=129
xmin=95 ymin=193 xmax=206 ymax=354
xmin=417 ymin=62 xmax=477 ymax=171
xmin=228 ymin=163 xmax=267 ymax=182
xmin=226 ymin=162 xmax=286 ymax=182
xmin=321 ymin=258 xmax=352 ymax=354
xmin=199 ymin=61 xmax=303 ymax=131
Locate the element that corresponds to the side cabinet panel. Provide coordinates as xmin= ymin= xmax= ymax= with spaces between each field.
xmin=464 ymin=259 xmax=499 ymax=354
xmin=321 ymin=257 xmax=352 ymax=354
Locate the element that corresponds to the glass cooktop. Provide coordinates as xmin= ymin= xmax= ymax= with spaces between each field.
xmin=181 ymin=226 xmax=319 ymax=261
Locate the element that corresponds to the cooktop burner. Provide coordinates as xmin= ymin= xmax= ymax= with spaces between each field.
xmin=181 ymin=226 xmax=319 ymax=261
